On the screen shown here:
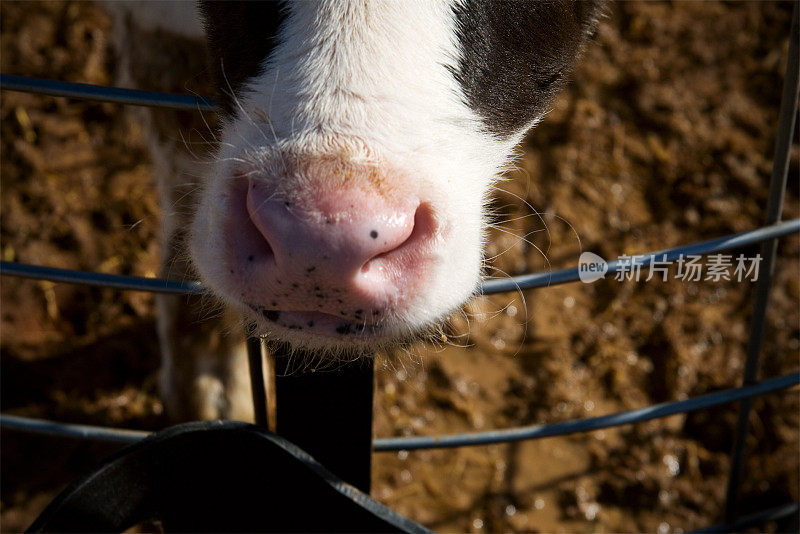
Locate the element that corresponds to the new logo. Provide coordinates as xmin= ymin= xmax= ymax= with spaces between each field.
xmin=578 ymin=252 xmax=608 ymax=283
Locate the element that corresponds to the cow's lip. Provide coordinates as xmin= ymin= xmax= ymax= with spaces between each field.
xmin=246 ymin=305 xmax=385 ymax=338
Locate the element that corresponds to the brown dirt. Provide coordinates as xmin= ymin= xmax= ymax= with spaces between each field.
xmin=1 ymin=1 xmax=798 ymax=533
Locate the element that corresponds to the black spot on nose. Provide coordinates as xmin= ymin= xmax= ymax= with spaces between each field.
xmin=307 ymin=320 xmax=315 ymax=327
xmin=336 ymin=324 xmax=353 ymax=335
xmin=263 ymin=310 xmax=280 ymax=322
xmin=248 ymin=255 xmax=254 ymax=262
xmin=370 ymin=230 xmax=378 ymax=239
xmin=306 ymin=266 xmax=316 ymax=272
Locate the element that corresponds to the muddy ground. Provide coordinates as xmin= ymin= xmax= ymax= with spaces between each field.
xmin=1 ymin=1 xmax=798 ymax=532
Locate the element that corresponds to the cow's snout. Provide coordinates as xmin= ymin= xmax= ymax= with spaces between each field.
xmin=246 ymin=180 xmax=422 ymax=284
xmin=217 ymin=157 xmax=440 ymax=342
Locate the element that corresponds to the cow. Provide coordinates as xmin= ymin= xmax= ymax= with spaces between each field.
xmin=106 ymin=0 xmax=602 ymax=421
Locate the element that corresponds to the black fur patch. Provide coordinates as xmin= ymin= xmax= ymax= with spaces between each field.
xmin=199 ymin=1 xmax=285 ymax=116
xmin=453 ymin=0 xmax=603 ymax=136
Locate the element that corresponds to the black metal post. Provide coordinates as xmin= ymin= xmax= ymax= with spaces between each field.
xmin=723 ymin=2 xmax=799 ymax=523
xmin=273 ymin=349 xmax=375 ymax=494
xmin=246 ymin=337 xmax=269 ymax=428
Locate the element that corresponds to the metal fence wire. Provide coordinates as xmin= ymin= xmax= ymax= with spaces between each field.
xmin=1 ymin=7 xmax=798 ymax=531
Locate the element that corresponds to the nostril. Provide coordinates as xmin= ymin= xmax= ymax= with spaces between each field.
xmin=229 ymin=178 xmax=274 ymax=265
xmin=395 ymin=202 xmax=437 ymax=253
xmin=409 ymin=202 xmax=437 ymax=246
xmin=361 ymin=202 xmax=437 ymax=274
xmin=246 ymin=180 xmax=275 ymax=242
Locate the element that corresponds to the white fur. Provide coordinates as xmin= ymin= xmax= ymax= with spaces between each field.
xmin=192 ymin=0 xmax=528 ymax=350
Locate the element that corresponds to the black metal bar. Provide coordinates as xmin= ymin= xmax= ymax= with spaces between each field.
xmin=0 ymin=73 xmax=215 ymax=111
xmin=724 ymin=3 xmax=800 ymax=523
xmin=246 ymin=337 xmax=269 ymax=428
xmin=25 ymin=421 xmax=432 ymax=534
xmin=273 ymin=349 xmax=375 ymax=494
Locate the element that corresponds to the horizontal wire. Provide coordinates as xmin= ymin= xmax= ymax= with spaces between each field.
xmin=2 ymin=219 xmax=798 ymax=296
xmin=0 ymin=414 xmax=149 ymax=444
xmin=689 ymin=502 xmax=799 ymax=533
xmin=0 ymin=73 xmax=215 ymax=111
xmin=481 ymin=218 xmax=800 ymax=294
xmin=2 ymin=371 xmax=796 ymax=450
xmin=372 ymin=371 xmax=799 ymax=451
xmin=0 ymin=262 xmax=203 ymax=294
xmin=0 ymin=413 xmax=793 ymax=534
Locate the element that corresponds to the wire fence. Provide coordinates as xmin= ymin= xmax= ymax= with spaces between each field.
xmin=3 ymin=371 xmax=797 ymax=450
xmin=1 ymin=9 xmax=798 ymax=530
xmin=1 ymin=218 xmax=798 ymax=295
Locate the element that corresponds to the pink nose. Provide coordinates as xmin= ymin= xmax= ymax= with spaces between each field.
xmin=225 ymin=164 xmax=435 ymax=329
xmin=247 ymin=180 xmax=418 ymax=279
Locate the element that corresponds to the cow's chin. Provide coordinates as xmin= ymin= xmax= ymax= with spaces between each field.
xmin=190 ymin=261 xmax=483 ymax=357
xmin=242 ymin=310 xmax=427 ymax=358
